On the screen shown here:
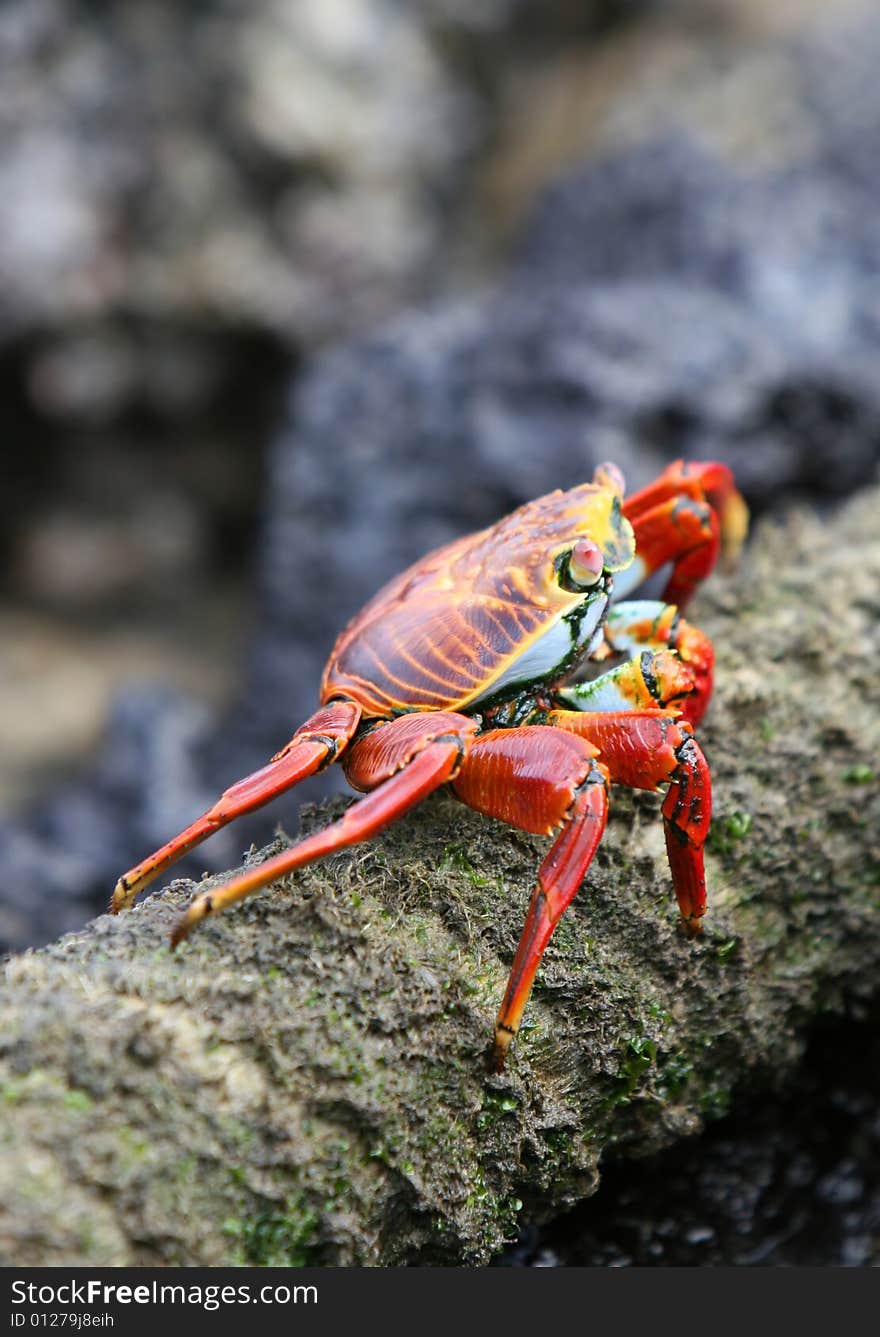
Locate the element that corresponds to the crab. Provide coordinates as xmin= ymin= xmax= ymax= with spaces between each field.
xmin=111 ymin=458 xmax=748 ymax=1070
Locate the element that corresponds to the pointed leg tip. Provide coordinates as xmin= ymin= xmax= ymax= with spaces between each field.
xmin=109 ymin=879 xmax=131 ymax=915
xmin=490 ymin=1027 xmax=514 ymax=1074
xmin=168 ymin=922 xmax=188 ymax=950
xmin=170 ymin=893 xmax=215 ymax=950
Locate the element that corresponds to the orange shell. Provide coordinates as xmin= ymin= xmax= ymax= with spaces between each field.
xmin=321 ymin=480 xmax=634 ymax=716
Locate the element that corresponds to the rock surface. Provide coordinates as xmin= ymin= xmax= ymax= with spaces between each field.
xmin=0 ymin=489 xmax=877 ymax=1265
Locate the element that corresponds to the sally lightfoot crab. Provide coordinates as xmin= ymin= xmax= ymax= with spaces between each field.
xmin=112 ymin=459 xmax=748 ymax=1071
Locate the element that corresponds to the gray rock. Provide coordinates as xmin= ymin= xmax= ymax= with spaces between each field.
xmin=0 ymin=0 xmax=643 ymax=369
xmin=4 ymin=3 xmax=880 ymax=953
xmin=0 ymin=1 xmax=468 ymax=354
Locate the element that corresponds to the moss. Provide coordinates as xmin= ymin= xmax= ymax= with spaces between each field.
xmin=617 ymin=1037 xmax=658 ymax=1098
xmin=62 ymin=1090 xmax=94 ymax=1113
xmin=655 ymin=1052 xmax=694 ymax=1101
xmin=475 ymin=1090 xmax=519 ymax=1131
xmin=1 ymin=1070 xmax=94 ymax=1114
xmin=708 ymin=810 xmax=753 ymax=855
xmin=229 ymin=1199 xmax=320 ymax=1268
xmin=439 ymin=844 xmax=492 ymax=886
xmin=698 ymin=1085 xmax=733 ymax=1120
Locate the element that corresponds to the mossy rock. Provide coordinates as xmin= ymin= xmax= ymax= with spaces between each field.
xmin=0 ymin=489 xmax=878 ymax=1265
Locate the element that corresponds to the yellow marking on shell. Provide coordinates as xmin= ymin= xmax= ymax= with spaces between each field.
xmin=593 ymin=461 xmax=626 ymax=496
xmin=542 ymin=490 xmax=634 ymax=582
xmin=359 ymin=640 xmax=463 ymax=697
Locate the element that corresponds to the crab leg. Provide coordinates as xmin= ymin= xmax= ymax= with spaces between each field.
xmin=545 ymin=709 xmax=711 ymax=933
xmin=110 ymin=700 xmax=362 ymax=912
xmin=170 ymin=712 xmax=477 ymax=946
xmin=615 ymin=493 xmax=719 ymax=608
xmin=555 ymin=646 xmax=696 ymax=715
xmin=451 ymin=727 xmax=609 ymax=1071
xmin=618 ymin=459 xmax=748 ymax=608
xmin=603 ymin=600 xmax=715 ymax=725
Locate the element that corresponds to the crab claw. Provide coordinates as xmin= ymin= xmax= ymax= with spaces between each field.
xmin=710 ymin=477 xmax=749 ymax=568
xmin=617 ymin=458 xmax=749 ymax=609
xmin=683 ymin=461 xmax=749 ymax=568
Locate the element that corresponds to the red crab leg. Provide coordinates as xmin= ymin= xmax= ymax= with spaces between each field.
xmin=110 ymin=700 xmax=362 ymax=912
xmin=546 ymin=709 xmax=711 ymax=932
xmin=450 ymin=727 xmax=609 ymax=1071
xmin=619 ymin=493 xmax=720 ymax=610
xmin=620 ymin=459 xmax=748 ymax=609
xmin=169 ymin=711 xmax=477 ymax=946
xmin=667 ymin=620 xmax=713 ymax=726
xmin=603 ymin=601 xmax=715 ymax=725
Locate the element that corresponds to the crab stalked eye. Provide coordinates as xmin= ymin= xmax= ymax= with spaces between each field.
xmin=569 ymin=537 xmax=604 ymax=587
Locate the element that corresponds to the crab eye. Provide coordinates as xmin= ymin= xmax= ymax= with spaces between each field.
xmin=569 ymin=537 xmax=604 ymax=587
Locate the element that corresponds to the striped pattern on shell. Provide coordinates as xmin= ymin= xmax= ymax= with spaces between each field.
xmin=321 ymin=482 xmax=634 ymax=716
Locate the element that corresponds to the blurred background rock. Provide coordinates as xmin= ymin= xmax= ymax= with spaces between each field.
xmin=1 ymin=0 xmax=650 ymax=837
xmin=3 ymin=0 xmax=879 ymax=950
xmin=1 ymin=0 xmax=879 ymax=1268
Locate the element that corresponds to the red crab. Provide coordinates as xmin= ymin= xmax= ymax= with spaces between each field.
xmin=112 ymin=459 xmax=748 ymax=1070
